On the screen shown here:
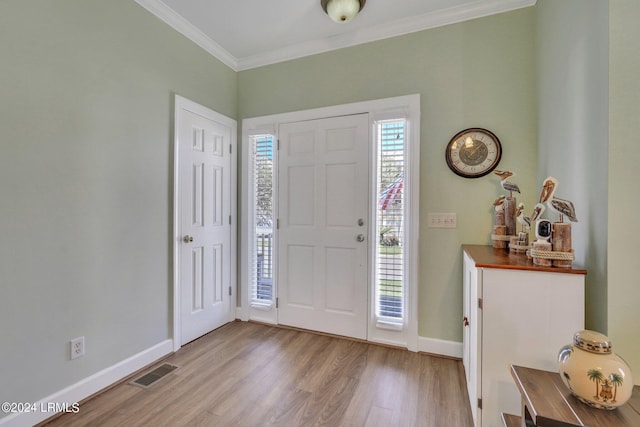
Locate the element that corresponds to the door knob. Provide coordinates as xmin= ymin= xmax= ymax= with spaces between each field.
xmin=358 ymin=218 xmax=365 ymax=226
xmin=183 ymin=235 xmax=194 ymax=243
xmin=356 ymin=234 xmax=365 ymax=242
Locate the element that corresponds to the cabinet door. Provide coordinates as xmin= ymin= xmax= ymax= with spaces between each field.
xmin=462 ymin=253 xmax=472 ymax=380
xmin=481 ymin=268 xmax=584 ymax=427
xmin=463 ymin=252 xmax=482 ymax=427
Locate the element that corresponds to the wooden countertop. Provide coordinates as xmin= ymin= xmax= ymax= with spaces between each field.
xmin=511 ymin=365 xmax=640 ymax=426
xmin=463 ymin=244 xmax=587 ymax=275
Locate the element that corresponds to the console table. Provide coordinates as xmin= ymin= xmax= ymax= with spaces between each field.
xmin=505 ymin=365 xmax=640 ymax=426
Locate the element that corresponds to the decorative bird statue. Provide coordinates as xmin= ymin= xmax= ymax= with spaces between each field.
xmin=515 ymin=203 xmax=531 ymax=232
xmin=529 ymin=202 xmax=546 ymax=223
xmin=493 ymin=195 xmax=506 ymax=211
xmin=494 ymin=170 xmax=521 ymax=198
xmin=538 ymin=176 xmax=578 ymax=222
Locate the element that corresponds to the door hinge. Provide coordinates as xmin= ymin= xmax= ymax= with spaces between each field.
xmin=277 ymin=139 xmax=281 ymax=150
xmin=229 ymin=215 xmax=232 ymax=225
xmin=478 ymin=398 xmax=482 ymax=409
xmin=478 ymin=298 xmax=483 ymax=309
xmin=276 ymin=297 xmax=279 ymax=308
xmin=229 ymin=144 xmax=232 ymax=154
xmin=228 ymin=286 xmax=232 ymax=296
xmin=276 ymin=218 xmax=280 ymax=229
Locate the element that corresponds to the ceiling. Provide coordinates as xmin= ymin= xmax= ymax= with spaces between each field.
xmin=134 ymin=0 xmax=535 ymax=71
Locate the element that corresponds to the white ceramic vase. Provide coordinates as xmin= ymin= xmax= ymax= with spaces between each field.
xmin=558 ymin=330 xmax=634 ymax=410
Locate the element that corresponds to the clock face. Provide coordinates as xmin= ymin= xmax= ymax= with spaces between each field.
xmin=445 ymin=128 xmax=502 ymax=178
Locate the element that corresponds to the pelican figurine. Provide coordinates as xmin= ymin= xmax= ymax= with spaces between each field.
xmin=529 ymin=202 xmax=546 ymax=223
xmin=538 ymin=176 xmax=578 ymax=222
xmin=494 ymin=170 xmax=521 ymax=198
xmin=515 ymin=203 xmax=531 ymax=232
xmin=493 ymin=195 xmax=506 ymax=211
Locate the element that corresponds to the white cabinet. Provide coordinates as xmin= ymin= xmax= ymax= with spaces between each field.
xmin=462 ymin=245 xmax=585 ymax=427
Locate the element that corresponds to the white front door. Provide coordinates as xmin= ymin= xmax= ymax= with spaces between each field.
xmin=176 ymin=97 xmax=234 ymax=346
xmin=278 ymin=114 xmax=369 ymax=339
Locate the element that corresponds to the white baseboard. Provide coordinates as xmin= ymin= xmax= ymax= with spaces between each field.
xmin=235 ymin=306 xmax=248 ymax=321
xmin=234 ymin=313 xmax=461 ymax=359
xmin=418 ymin=336 xmax=462 ymax=359
xmin=0 ymin=339 xmax=173 ymax=427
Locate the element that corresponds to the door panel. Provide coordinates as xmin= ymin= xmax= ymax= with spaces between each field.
xmin=278 ymin=114 xmax=369 ymax=339
xmin=325 ymin=247 xmax=356 ymax=312
xmin=287 ymin=245 xmax=315 ymax=306
xmin=178 ymin=105 xmax=233 ymax=345
xmin=287 ymin=165 xmax=315 ymax=225
xmin=326 ymin=163 xmax=356 ymax=226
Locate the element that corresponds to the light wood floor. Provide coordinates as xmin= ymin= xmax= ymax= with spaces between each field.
xmin=42 ymin=322 xmax=473 ymax=427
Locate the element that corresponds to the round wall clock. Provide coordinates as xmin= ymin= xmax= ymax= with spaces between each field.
xmin=445 ymin=128 xmax=502 ymax=178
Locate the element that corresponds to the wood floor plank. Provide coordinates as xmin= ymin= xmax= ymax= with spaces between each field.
xmin=339 ymin=345 xmax=389 ymax=426
xmin=41 ymin=322 xmax=473 ymax=427
xmin=364 ymin=406 xmax=394 ymax=427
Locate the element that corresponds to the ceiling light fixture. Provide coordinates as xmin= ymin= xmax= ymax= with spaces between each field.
xmin=321 ymin=0 xmax=366 ymax=24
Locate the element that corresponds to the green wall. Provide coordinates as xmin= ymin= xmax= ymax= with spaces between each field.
xmin=536 ymin=0 xmax=640 ymax=383
xmin=609 ymin=0 xmax=640 ymax=383
xmin=535 ymin=1 xmax=608 ymax=332
xmin=238 ymin=8 xmax=537 ymax=342
xmin=0 ymin=0 xmax=236 ymax=409
xmin=4 ymin=0 xmax=636 ymax=414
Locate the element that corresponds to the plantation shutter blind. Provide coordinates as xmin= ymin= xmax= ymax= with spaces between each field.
xmin=375 ymin=120 xmax=406 ymax=322
xmin=251 ymin=135 xmax=274 ymax=305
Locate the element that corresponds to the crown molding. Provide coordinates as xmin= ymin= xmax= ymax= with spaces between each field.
xmin=133 ymin=0 xmax=239 ymax=71
xmin=135 ymin=0 xmax=536 ymax=72
xmin=237 ymin=0 xmax=536 ymax=70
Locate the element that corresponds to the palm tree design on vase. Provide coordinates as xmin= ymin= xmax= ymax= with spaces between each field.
xmin=587 ymin=368 xmax=605 ymax=400
xmin=609 ymin=373 xmax=624 ymax=403
xmin=585 ymin=369 xmax=624 ymax=403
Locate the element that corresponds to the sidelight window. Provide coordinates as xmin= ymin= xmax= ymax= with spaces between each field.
xmin=250 ymin=135 xmax=274 ymax=305
xmin=374 ymin=120 xmax=406 ymax=324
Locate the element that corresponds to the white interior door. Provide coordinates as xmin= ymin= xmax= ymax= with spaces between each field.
xmin=278 ymin=114 xmax=369 ymax=339
xmin=176 ymin=98 xmax=234 ymax=346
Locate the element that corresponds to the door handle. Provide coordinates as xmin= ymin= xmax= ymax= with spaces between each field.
xmin=356 ymin=234 xmax=365 ymax=242
xmin=358 ymin=218 xmax=365 ymax=226
xmin=183 ymin=235 xmax=194 ymax=243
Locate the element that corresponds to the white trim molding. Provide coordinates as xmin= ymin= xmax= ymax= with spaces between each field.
xmin=133 ymin=0 xmax=237 ymax=70
xmin=418 ymin=336 xmax=463 ymax=359
xmin=237 ymin=0 xmax=537 ymax=70
xmin=0 ymin=340 xmax=172 ymax=427
xmin=241 ymin=94 xmax=421 ymax=351
xmin=134 ymin=0 xmax=536 ymax=71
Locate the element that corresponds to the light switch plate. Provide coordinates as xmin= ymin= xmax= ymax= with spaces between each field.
xmin=427 ymin=213 xmax=457 ymax=228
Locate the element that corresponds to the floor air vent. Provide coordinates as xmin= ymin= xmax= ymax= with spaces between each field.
xmin=130 ymin=363 xmax=178 ymax=389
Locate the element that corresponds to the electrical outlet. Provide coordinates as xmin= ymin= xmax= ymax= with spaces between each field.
xmin=70 ymin=336 xmax=85 ymax=360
